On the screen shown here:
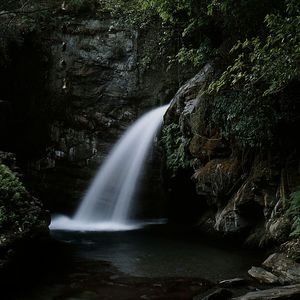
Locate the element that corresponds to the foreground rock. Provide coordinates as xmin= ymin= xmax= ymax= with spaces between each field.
xmin=262 ymin=253 xmax=300 ymax=284
xmin=247 ymin=252 xmax=300 ymax=286
xmin=248 ymin=266 xmax=279 ymax=284
xmin=234 ymin=284 xmax=300 ymax=299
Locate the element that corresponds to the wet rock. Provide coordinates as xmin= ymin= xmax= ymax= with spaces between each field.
xmin=194 ymin=288 xmax=232 ymax=300
xmin=165 ymin=63 xmax=214 ymax=125
xmin=280 ymin=239 xmax=300 ymax=260
xmin=267 ymin=217 xmax=291 ymax=244
xmin=193 ymin=158 xmax=241 ymax=199
xmin=219 ymin=278 xmax=246 ymax=288
xmin=214 ymin=208 xmax=249 ymax=234
xmin=262 ymin=253 xmax=300 ymax=284
xmin=234 ymin=284 xmax=300 ymax=299
xmin=248 ymin=266 xmax=279 ymax=284
xmin=189 ymin=132 xmax=229 ymax=160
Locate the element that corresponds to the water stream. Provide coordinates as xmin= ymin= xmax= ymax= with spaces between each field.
xmin=51 ymin=105 xmax=168 ymax=231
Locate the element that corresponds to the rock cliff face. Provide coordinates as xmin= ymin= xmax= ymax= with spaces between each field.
xmin=163 ymin=64 xmax=299 ymax=246
xmin=0 ymin=11 xmax=186 ymax=214
xmin=48 ymin=16 xmax=172 ymax=167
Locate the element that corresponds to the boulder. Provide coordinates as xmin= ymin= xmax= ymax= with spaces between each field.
xmin=267 ymin=217 xmax=291 ymax=244
xmin=262 ymin=253 xmax=300 ymax=284
xmin=193 ymin=158 xmax=241 ymax=199
xmin=165 ymin=63 xmax=214 ymax=125
xmin=280 ymin=239 xmax=300 ymax=260
xmin=248 ymin=266 xmax=279 ymax=284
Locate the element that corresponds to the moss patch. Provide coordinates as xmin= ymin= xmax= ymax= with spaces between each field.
xmin=0 ymin=164 xmax=48 ymax=245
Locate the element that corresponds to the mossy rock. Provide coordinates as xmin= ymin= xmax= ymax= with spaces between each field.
xmin=0 ymin=164 xmax=49 ymax=246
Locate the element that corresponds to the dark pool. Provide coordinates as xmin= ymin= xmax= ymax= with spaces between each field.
xmin=52 ymin=224 xmax=262 ymax=282
xmin=4 ymin=224 xmax=265 ymax=300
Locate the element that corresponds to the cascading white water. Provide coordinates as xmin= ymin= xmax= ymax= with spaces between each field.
xmin=50 ymin=104 xmax=168 ymax=231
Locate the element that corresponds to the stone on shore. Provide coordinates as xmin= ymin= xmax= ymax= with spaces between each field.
xmin=248 ymin=266 xmax=279 ymax=284
xmin=262 ymin=253 xmax=300 ymax=284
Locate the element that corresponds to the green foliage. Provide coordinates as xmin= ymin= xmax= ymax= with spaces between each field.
xmin=101 ymin=0 xmax=210 ymax=67
xmin=143 ymin=0 xmax=213 ymax=67
xmin=0 ymin=164 xmax=26 ymax=203
xmin=209 ymin=1 xmax=300 ymax=96
xmin=210 ymin=91 xmax=279 ymax=147
xmin=288 ymin=189 xmax=300 ymax=237
xmin=211 ymin=92 xmax=273 ymax=146
xmin=141 ymin=0 xmax=193 ymax=23
xmin=177 ymin=42 xmax=213 ymax=67
xmin=161 ymin=123 xmax=192 ymax=174
xmin=59 ymin=0 xmax=285 ymax=70
xmin=100 ymin=0 xmax=154 ymax=27
xmin=0 ymin=164 xmax=42 ymax=232
xmin=142 ymin=0 xmax=284 ymax=68
xmin=203 ymin=0 xmax=300 ymax=147
xmin=0 ymin=164 xmax=25 ymax=228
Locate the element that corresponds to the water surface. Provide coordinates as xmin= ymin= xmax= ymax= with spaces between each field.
xmin=6 ymin=224 xmax=265 ymax=300
xmin=52 ymin=224 xmax=262 ymax=282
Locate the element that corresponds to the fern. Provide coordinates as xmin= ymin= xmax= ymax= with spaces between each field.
xmin=161 ymin=123 xmax=192 ymax=175
xmin=288 ymin=189 xmax=300 ymax=237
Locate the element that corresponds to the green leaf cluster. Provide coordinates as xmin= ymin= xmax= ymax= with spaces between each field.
xmin=161 ymin=123 xmax=192 ymax=174
xmin=140 ymin=0 xmax=284 ymax=67
xmin=209 ymin=3 xmax=300 ymax=96
xmin=288 ymin=189 xmax=300 ymax=237
xmin=202 ymin=0 xmax=300 ymax=147
xmin=141 ymin=0 xmax=193 ymax=23
xmin=0 ymin=165 xmax=26 ymax=201
xmin=210 ymin=90 xmax=278 ymax=147
xmin=177 ymin=43 xmax=213 ymax=67
xmin=98 ymin=0 xmax=154 ymax=27
xmin=0 ymin=164 xmax=42 ymax=232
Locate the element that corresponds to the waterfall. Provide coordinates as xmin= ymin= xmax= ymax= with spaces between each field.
xmin=50 ymin=105 xmax=168 ymax=231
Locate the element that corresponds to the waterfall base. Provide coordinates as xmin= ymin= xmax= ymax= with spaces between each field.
xmin=50 ymin=215 xmax=167 ymax=232
xmin=50 ymin=215 xmax=141 ymax=231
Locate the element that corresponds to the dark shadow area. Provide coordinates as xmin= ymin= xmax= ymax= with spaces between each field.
xmin=0 ymin=33 xmax=51 ymax=159
xmin=164 ymin=168 xmax=208 ymax=224
xmin=1 ymin=238 xmax=74 ymax=300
